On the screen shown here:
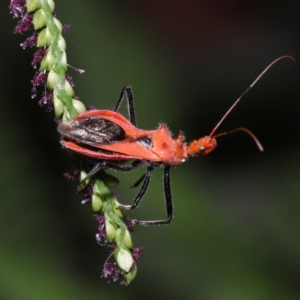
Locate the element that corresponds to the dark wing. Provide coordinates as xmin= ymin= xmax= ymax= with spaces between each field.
xmin=57 ymin=116 xmax=125 ymax=145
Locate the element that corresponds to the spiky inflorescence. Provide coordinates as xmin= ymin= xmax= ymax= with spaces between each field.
xmin=10 ymin=0 xmax=141 ymax=285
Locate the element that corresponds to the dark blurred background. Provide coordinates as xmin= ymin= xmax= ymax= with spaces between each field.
xmin=1 ymin=1 xmax=300 ymax=299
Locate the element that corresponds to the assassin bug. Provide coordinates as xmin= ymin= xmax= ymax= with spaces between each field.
xmin=58 ymin=55 xmax=294 ymax=226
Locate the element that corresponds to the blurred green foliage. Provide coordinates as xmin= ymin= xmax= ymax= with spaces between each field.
xmin=1 ymin=0 xmax=300 ymax=299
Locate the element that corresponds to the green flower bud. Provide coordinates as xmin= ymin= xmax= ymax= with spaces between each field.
xmin=105 ymin=219 xmax=116 ymax=242
xmin=91 ymin=193 xmax=103 ymax=213
xmin=57 ymin=35 xmax=66 ymax=51
xmin=37 ymin=28 xmax=52 ymax=47
xmin=93 ymin=180 xmax=101 ymax=193
xmin=123 ymin=263 xmax=137 ymax=284
xmin=72 ymin=99 xmax=86 ymax=114
xmin=62 ymin=110 xmax=71 ymax=122
xmin=53 ymin=18 xmax=63 ymax=32
xmin=26 ymin=0 xmax=41 ymax=12
xmin=46 ymin=69 xmax=58 ymax=89
xmin=113 ymin=202 xmax=125 ymax=219
xmin=53 ymin=96 xmax=63 ymax=118
xmin=78 ymin=169 xmax=89 ymax=189
xmin=65 ymin=80 xmax=74 ymax=97
xmin=32 ymin=9 xmax=47 ymax=30
xmin=114 ymin=248 xmax=134 ymax=273
xmin=61 ymin=52 xmax=67 ymax=71
xmin=47 ymin=0 xmax=55 ymax=11
xmin=39 ymin=50 xmax=54 ymax=70
xmin=115 ymin=228 xmax=133 ymax=249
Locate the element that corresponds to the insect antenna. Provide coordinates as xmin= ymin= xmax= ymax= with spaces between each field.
xmin=213 ymin=127 xmax=264 ymax=152
xmin=209 ymin=55 xmax=295 ymax=138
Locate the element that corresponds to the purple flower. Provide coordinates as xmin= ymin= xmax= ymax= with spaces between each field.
xmin=20 ymin=32 xmax=38 ymax=49
xmin=32 ymin=48 xmax=47 ymax=68
xmin=14 ymin=13 xmax=33 ymax=34
xmin=9 ymin=0 xmax=26 ymax=18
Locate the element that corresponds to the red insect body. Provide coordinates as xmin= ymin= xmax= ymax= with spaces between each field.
xmin=58 ymin=56 xmax=294 ymax=226
xmin=60 ymin=109 xmax=158 ymax=161
xmin=59 ymin=109 xmax=217 ymax=164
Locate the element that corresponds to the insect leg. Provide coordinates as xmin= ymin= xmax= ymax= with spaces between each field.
xmin=80 ymin=160 xmax=145 ymax=185
xmin=130 ymin=174 xmax=146 ymax=188
xmin=113 ymin=86 xmax=136 ymax=125
xmin=131 ymin=166 xmax=174 ymax=226
xmin=118 ymin=166 xmax=153 ymax=211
